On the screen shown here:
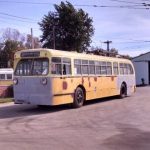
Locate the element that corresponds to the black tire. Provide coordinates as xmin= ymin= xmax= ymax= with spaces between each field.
xmin=120 ymin=83 xmax=127 ymax=98
xmin=72 ymin=87 xmax=85 ymax=108
xmin=37 ymin=105 xmax=50 ymax=109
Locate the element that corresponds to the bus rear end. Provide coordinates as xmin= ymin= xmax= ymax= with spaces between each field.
xmin=0 ymin=68 xmax=13 ymax=98
xmin=13 ymin=50 xmax=53 ymax=105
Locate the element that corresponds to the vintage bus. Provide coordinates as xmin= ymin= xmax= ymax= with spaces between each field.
xmin=0 ymin=68 xmax=13 ymax=98
xmin=13 ymin=49 xmax=136 ymax=108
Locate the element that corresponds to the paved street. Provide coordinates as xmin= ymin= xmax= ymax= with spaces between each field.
xmin=0 ymin=86 xmax=150 ymax=150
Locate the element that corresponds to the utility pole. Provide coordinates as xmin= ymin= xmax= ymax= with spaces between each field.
xmin=31 ymin=28 xmax=34 ymax=49
xmin=103 ymin=40 xmax=112 ymax=52
xmin=53 ymin=26 xmax=55 ymax=49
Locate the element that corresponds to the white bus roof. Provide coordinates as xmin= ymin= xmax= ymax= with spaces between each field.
xmin=0 ymin=68 xmax=13 ymax=74
xmin=15 ymin=48 xmax=131 ymax=63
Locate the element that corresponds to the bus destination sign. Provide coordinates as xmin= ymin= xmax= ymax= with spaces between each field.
xmin=21 ymin=51 xmax=40 ymax=58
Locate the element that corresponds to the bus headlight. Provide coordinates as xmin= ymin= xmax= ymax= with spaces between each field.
xmin=42 ymin=78 xmax=47 ymax=85
xmin=13 ymin=78 xmax=18 ymax=85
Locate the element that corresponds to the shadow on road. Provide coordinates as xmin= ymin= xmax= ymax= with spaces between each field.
xmin=0 ymin=96 xmax=120 ymax=119
xmin=102 ymin=123 xmax=150 ymax=150
xmin=85 ymin=96 xmax=120 ymax=106
xmin=0 ymin=103 xmax=71 ymax=119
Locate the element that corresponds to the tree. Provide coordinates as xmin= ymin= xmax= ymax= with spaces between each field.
xmin=2 ymin=28 xmax=24 ymax=42
xmin=25 ymin=34 xmax=41 ymax=49
xmin=3 ymin=40 xmax=25 ymax=67
xmin=39 ymin=1 xmax=94 ymax=52
xmin=110 ymin=48 xmax=118 ymax=54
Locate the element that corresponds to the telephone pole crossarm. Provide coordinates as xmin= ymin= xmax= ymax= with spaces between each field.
xmin=103 ymin=40 xmax=112 ymax=51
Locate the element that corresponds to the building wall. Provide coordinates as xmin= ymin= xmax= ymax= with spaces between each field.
xmin=133 ymin=61 xmax=148 ymax=85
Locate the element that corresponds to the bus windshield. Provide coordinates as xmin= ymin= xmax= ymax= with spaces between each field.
xmin=15 ymin=58 xmax=49 ymax=76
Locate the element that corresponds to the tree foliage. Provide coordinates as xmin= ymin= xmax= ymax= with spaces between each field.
xmin=39 ymin=1 xmax=94 ymax=52
xmin=25 ymin=34 xmax=41 ymax=49
xmin=1 ymin=40 xmax=25 ymax=67
xmin=0 ymin=28 xmax=41 ymax=68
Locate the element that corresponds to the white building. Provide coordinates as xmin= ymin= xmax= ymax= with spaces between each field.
xmin=132 ymin=52 xmax=150 ymax=86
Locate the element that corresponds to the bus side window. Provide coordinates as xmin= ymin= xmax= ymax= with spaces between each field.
xmin=89 ymin=61 xmax=95 ymax=75
xmin=51 ymin=57 xmax=62 ymax=75
xmin=74 ymin=59 xmax=81 ymax=75
xmin=63 ymin=64 xmax=66 ymax=75
xmin=128 ymin=64 xmax=134 ymax=74
xmin=101 ymin=61 xmax=107 ymax=75
xmin=106 ymin=62 xmax=112 ymax=75
xmin=95 ymin=61 xmax=101 ymax=75
xmin=82 ymin=60 xmax=89 ymax=75
xmin=0 ymin=74 xmax=5 ymax=80
xmin=6 ymin=74 xmax=13 ymax=80
xmin=113 ymin=62 xmax=119 ymax=75
xmin=119 ymin=63 xmax=124 ymax=75
xmin=63 ymin=58 xmax=71 ymax=75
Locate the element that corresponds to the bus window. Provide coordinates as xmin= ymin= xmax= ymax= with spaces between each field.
xmin=89 ymin=61 xmax=95 ymax=75
xmin=82 ymin=60 xmax=89 ymax=75
xmin=62 ymin=58 xmax=71 ymax=75
xmin=95 ymin=61 xmax=101 ymax=75
xmin=51 ymin=57 xmax=71 ymax=75
xmin=15 ymin=58 xmax=49 ymax=76
xmin=51 ymin=57 xmax=62 ymax=75
xmin=119 ymin=63 xmax=124 ymax=75
xmin=15 ymin=59 xmax=32 ymax=76
xmin=74 ymin=59 xmax=81 ymax=75
xmin=32 ymin=59 xmax=49 ymax=75
xmin=0 ymin=74 xmax=5 ymax=80
xmin=106 ymin=62 xmax=112 ymax=75
xmin=101 ymin=61 xmax=107 ymax=75
xmin=127 ymin=64 xmax=134 ymax=74
xmin=124 ymin=64 xmax=128 ymax=74
xmin=6 ymin=74 xmax=13 ymax=80
xmin=113 ymin=62 xmax=119 ymax=75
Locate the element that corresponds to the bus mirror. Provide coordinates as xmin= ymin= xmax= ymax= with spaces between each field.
xmin=13 ymin=78 xmax=18 ymax=85
xmin=42 ymin=78 xmax=47 ymax=85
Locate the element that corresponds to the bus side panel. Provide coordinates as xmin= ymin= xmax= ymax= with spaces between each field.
xmin=14 ymin=77 xmax=53 ymax=105
xmin=0 ymin=80 xmax=13 ymax=98
xmin=85 ymin=76 xmax=119 ymax=100
xmin=51 ymin=77 xmax=74 ymax=105
xmin=51 ymin=76 xmax=119 ymax=105
xmin=117 ymin=75 xmax=136 ymax=95
xmin=44 ymin=75 xmax=135 ymax=106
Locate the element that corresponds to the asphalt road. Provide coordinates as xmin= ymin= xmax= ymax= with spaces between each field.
xmin=0 ymin=86 xmax=150 ymax=150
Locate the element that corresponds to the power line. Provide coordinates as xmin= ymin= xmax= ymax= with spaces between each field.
xmin=0 ymin=1 xmax=149 ymax=10
xmin=109 ymin=0 xmax=150 ymax=8
xmin=0 ymin=15 xmax=37 ymax=23
xmin=0 ymin=0 xmax=53 ymax=5
xmin=109 ymin=0 xmax=142 ymax=5
xmin=74 ymin=4 xmax=149 ymax=10
xmin=0 ymin=12 xmax=38 ymax=22
xmin=114 ymin=41 xmax=150 ymax=44
xmin=0 ymin=19 xmax=39 ymax=29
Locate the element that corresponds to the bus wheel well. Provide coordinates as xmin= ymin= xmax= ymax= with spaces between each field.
xmin=77 ymin=85 xmax=86 ymax=101
xmin=72 ymin=85 xmax=86 ymax=108
xmin=122 ymin=82 xmax=127 ymax=89
xmin=120 ymin=82 xmax=127 ymax=98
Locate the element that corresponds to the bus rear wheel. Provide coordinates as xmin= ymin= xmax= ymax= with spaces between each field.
xmin=120 ymin=83 xmax=127 ymax=98
xmin=73 ymin=87 xmax=85 ymax=108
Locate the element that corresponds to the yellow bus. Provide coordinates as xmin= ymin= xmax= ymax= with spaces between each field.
xmin=0 ymin=68 xmax=13 ymax=98
xmin=13 ymin=49 xmax=136 ymax=108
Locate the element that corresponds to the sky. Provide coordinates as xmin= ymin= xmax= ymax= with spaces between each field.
xmin=0 ymin=0 xmax=150 ymax=57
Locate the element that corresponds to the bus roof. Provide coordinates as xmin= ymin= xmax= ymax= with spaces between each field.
xmin=0 ymin=68 xmax=13 ymax=74
xmin=15 ymin=48 xmax=131 ymax=63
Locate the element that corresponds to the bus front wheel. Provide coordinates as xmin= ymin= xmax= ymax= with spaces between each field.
xmin=73 ymin=87 xmax=85 ymax=108
xmin=120 ymin=83 xmax=127 ymax=98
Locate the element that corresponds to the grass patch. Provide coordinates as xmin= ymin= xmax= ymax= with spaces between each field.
xmin=0 ymin=98 xmax=14 ymax=104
